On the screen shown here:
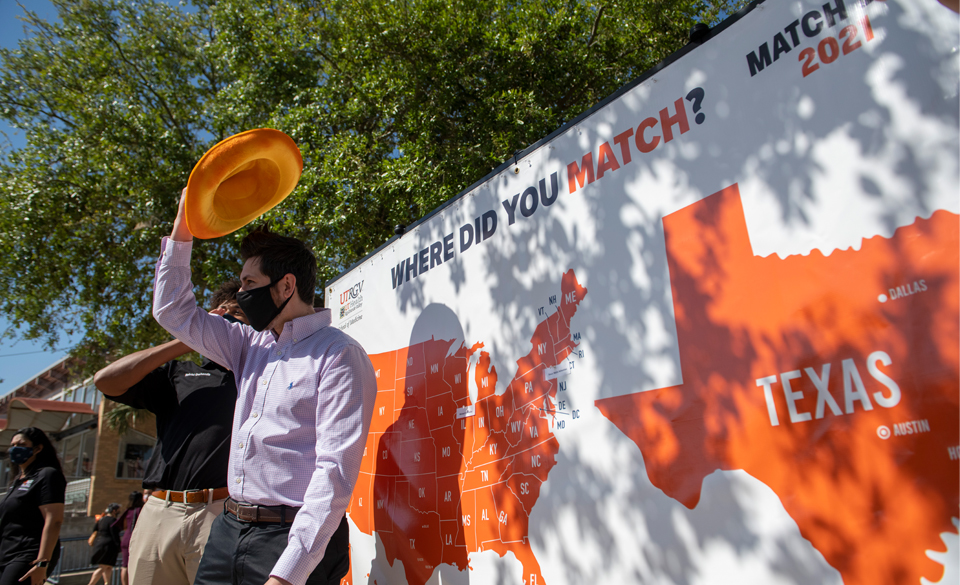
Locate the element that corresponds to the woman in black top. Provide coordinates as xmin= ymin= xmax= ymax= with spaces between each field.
xmin=87 ymin=503 xmax=121 ymax=585
xmin=0 ymin=427 xmax=66 ymax=585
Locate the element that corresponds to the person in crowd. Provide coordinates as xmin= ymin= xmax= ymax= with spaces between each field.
xmin=93 ymin=279 xmax=248 ymax=585
xmin=151 ymin=190 xmax=377 ymax=585
xmin=88 ymin=503 xmax=121 ymax=585
xmin=0 ymin=427 xmax=66 ymax=585
xmin=113 ymin=491 xmax=145 ymax=585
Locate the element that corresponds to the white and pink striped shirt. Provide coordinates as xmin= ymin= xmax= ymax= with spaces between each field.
xmin=152 ymin=237 xmax=377 ymax=585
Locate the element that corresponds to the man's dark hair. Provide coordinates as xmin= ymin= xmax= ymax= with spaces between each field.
xmin=240 ymin=225 xmax=317 ymax=306
xmin=209 ymin=278 xmax=241 ymax=310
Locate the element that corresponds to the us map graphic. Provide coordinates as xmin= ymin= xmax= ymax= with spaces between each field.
xmin=347 ymin=270 xmax=588 ymax=585
xmin=596 ymin=184 xmax=960 ymax=585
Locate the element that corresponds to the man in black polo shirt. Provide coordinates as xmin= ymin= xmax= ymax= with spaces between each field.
xmin=94 ymin=280 xmax=247 ymax=585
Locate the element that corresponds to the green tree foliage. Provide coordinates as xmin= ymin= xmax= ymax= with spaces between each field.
xmin=0 ymin=0 xmax=740 ymax=367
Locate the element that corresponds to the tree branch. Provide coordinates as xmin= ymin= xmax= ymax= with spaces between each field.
xmin=587 ymin=6 xmax=606 ymax=47
xmin=102 ymin=31 xmax=193 ymax=150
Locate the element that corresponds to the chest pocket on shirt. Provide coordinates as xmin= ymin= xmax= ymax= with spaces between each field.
xmin=268 ymin=378 xmax=319 ymax=425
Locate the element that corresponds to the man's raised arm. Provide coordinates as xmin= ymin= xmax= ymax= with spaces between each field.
xmin=153 ymin=189 xmax=248 ymax=374
xmin=94 ymin=340 xmax=192 ymax=396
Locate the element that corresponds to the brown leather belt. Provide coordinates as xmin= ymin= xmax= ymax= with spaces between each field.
xmin=225 ymin=497 xmax=300 ymax=524
xmin=151 ymin=487 xmax=230 ymax=504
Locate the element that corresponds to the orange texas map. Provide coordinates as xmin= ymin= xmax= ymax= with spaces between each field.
xmin=347 ymin=270 xmax=588 ymax=585
xmin=596 ymin=184 xmax=960 ymax=585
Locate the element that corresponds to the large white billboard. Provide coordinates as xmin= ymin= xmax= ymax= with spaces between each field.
xmin=326 ymin=0 xmax=959 ymax=583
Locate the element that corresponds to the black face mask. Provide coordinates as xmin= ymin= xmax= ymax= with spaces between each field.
xmin=236 ymin=277 xmax=294 ymax=332
xmin=8 ymin=445 xmax=33 ymax=465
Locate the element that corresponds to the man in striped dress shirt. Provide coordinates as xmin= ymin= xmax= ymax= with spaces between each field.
xmin=152 ymin=191 xmax=377 ymax=585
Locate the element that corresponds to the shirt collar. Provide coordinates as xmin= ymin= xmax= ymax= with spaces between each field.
xmin=272 ymin=308 xmax=331 ymax=343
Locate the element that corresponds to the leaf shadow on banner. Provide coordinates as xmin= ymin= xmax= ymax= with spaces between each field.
xmin=373 ymin=1 xmax=958 ymax=582
xmin=473 ymin=178 xmax=858 ymax=583
xmin=470 ymin=5 xmax=954 ymax=585
xmin=592 ymin=181 xmax=958 ymax=584
xmin=709 ymin=0 xmax=958 ymax=249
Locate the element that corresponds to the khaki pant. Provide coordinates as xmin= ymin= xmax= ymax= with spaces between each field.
xmin=128 ymin=495 xmax=224 ymax=585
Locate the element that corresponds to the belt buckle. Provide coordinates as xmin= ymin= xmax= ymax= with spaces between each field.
xmin=182 ymin=488 xmax=204 ymax=504
xmin=232 ymin=501 xmax=257 ymax=522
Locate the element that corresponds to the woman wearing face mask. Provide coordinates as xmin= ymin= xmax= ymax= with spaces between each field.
xmin=87 ymin=503 xmax=121 ymax=585
xmin=0 ymin=427 xmax=66 ymax=585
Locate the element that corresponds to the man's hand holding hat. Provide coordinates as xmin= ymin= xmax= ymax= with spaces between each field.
xmin=171 ymin=188 xmax=194 ymax=243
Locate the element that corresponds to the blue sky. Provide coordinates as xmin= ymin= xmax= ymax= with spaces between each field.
xmin=0 ymin=0 xmax=80 ymax=397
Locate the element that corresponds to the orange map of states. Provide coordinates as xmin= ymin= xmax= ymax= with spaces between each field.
xmin=348 ymin=270 xmax=588 ymax=585
xmin=596 ymin=184 xmax=959 ymax=585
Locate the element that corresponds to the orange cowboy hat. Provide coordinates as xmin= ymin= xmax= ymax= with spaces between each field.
xmin=184 ymin=128 xmax=303 ymax=239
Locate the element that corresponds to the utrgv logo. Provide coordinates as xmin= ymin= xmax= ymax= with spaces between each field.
xmin=340 ymin=280 xmax=364 ymax=305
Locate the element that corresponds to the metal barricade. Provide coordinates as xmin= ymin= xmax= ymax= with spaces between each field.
xmin=46 ymin=536 xmax=123 ymax=585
